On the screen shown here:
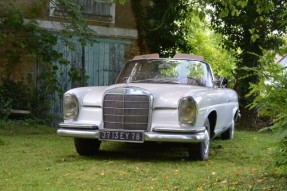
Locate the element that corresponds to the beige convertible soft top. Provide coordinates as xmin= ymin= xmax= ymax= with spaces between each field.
xmin=132 ymin=53 xmax=204 ymax=61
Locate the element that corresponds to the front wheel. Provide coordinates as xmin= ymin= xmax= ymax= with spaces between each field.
xmin=188 ymin=120 xmax=210 ymax=161
xmin=74 ymin=138 xmax=101 ymax=156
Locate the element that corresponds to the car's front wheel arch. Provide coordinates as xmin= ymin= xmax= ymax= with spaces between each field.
xmin=207 ymin=111 xmax=217 ymax=138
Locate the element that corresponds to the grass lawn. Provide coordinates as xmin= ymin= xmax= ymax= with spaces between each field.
xmin=0 ymin=121 xmax=286 ymax=191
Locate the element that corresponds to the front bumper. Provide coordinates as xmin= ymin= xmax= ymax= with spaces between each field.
xmin=58 ymin=123 xmax=207 ymax=143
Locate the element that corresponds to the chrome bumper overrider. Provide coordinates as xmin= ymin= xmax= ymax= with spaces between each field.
xmin=58 ymin=123 xmax=207 ymax=143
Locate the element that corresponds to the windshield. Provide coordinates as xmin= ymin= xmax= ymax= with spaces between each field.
xmin=116 ymin=59 xmax=213 ymax=87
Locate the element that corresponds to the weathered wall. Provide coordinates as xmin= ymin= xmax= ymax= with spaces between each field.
xmin=115 ymin=1 xmax=136 ymax=29
xmin=0 ymin=0 xmax=146 ymax=87
xmin=0 ymin=53 xmax=36 ymax=85
xmin=0 ymin=0 xmax=140 ymax=29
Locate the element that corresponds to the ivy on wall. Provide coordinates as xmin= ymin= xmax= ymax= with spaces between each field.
xmin=0 ymin=0 xmax=95 ymax=122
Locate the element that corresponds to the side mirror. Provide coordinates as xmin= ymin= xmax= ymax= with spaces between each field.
xmin=123 ymin=77 xmax=129 ymax=83
xmin=213 ymin=77 xmax=228 ymax=88
xmin=219 ymin=77 xmax=228 ymax=88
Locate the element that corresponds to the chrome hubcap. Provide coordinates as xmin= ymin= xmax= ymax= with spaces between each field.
xmin=204 ymin=129 xmax=210 ymax=155
xmin=231 ymin=120 xmax=235 ymax=139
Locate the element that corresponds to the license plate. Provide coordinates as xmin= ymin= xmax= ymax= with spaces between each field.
xmin=99 ymin=130 xmax=144 ymax=143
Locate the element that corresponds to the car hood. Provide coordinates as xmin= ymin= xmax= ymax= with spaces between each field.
xmin=82 ymin=83 xmax=210 ymax=108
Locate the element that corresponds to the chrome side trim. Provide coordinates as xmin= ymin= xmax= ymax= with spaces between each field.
xmin=153 ymin=126 xmax=205 ymax=133
xmin=59 ymin=123 xmax=99 ymax=129
xmin=145 ymin=132 xmax=206 ymax=143
xmin=57 ymin=129 xmax=99 ymax=139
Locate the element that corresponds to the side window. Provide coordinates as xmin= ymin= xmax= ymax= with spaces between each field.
xmin=190 ymin=62 xmax=212 ymax=87
xmin=181 ymin=61 xmax=213 ymax=87
xmin=187 ymin=63 xmax=204 ymax=78
xmin=203 ymin=63 xmax=213 ymax=87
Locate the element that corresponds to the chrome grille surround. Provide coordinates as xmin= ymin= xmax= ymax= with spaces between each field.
xmin=103 ymin=87 xmax=153 ymax=131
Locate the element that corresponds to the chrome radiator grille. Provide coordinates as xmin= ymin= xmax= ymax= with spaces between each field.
xmin=103 ymin=91 xmax=150 ymax=131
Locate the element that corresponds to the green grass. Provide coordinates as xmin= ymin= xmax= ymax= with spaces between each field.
xmin=0 ymin=121 xmax=286 ymax=191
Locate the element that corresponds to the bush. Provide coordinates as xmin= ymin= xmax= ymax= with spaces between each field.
xmin=0 ymin=79 xmax=30 ymax=109
xmin=0 ymin=90 xmax=12 ymax=119
xmin=247 ymin=49 xmax=287 ymax=173
xmin=274 ymin=136 xmax=287 ymax=172
xmin=0 ymin=79 xmax=29 ymax=119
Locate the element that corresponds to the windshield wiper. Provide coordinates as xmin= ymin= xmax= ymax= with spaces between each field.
xmin=131 ymin=78 xmax=180 ymax=84
xmin=131 ymin=78 xmax=158 ymax=83
xmin=156 ymin=79 xmax=181 ymax=84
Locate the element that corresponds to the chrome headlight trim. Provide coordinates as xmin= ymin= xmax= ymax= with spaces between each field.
xmin=178 ymin=96 xmax=197 ymax=126
xmin=63 ymin=93 xmax=79 ymax=120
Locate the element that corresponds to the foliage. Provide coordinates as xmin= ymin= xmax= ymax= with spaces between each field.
xmin=30 ymin=65 xmax=60 ymax=123
xmin=131 ymin=1 xmax=237 ymax=83
xmin=0 ymin=0 xmax=95 ymax=122
xmin=0 ymin=79 xmax=29 ymax=109
xmin=246 ymin=48 xmax=287 ymax=170
xmin=186 ymin=13 xmax=237 ymax=86
xmin=131 ymin=0 xmax=194 ymax=57
xmin=202 ymin=0 xmax=287 ymax=173
xmin=274 ymin=136 xmax=287 ymax=172
xmin=113 ymin=0 xmax=126 ymax=5
xmin=0 ymin=79 xmax=30 ymax=119
xmin=0 ymin=89 xmax=12 ymax=119
xmin=0 ymin=122 xmax=286 ymax=190
xmin=199 ymin=0 xmax=287 ymax=106
xmin=49 ymin=0 xmax=96 ymax=47
xmin=246 ymin=50 xmax=286 ymax=119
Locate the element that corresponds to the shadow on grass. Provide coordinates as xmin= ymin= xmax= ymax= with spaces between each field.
xmin=60 ymin=141 xmax=225 ymax=163
xmin=97 ymin=142 xmax=188 ymax=162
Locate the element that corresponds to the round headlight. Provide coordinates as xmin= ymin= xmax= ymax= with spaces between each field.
xmin=63 ymin=93 xmax=79 ymax=120
xmin=178 ymin=97 xmax=197 ymax=126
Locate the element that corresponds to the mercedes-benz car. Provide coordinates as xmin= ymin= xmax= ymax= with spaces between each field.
xmin=58 ymin=53 xmax=240 ymax=161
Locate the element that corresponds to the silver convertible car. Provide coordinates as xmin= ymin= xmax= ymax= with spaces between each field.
xmin=58 ymin=53 xmax=240 ymax=161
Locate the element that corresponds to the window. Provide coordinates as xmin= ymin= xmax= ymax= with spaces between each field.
xmin=50 ymin=0 xmax=115 ymax=23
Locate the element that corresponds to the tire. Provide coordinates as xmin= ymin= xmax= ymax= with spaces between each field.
xmin=74 ymin=138 xmax=101 ymax=156
xmin=221 ymin=119 xmax=235 ymax=140
xmin=188 ymin=120 xmax=210 ymax=161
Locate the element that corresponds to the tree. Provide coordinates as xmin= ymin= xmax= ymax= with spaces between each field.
xmin=131 ymin=0 xmax=194 ymax=57
xmin=247 ymin=47 xmax=287 ymax=173
xmin=131 ymin=0 xmax=237 ymax=83
xmin=200 ymin=0 xmax=287 ymax=108
xmin=200 ymin=0 xmax=287 ymax=171
xmin=186 ymin=13 xmax=237 ymax=86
